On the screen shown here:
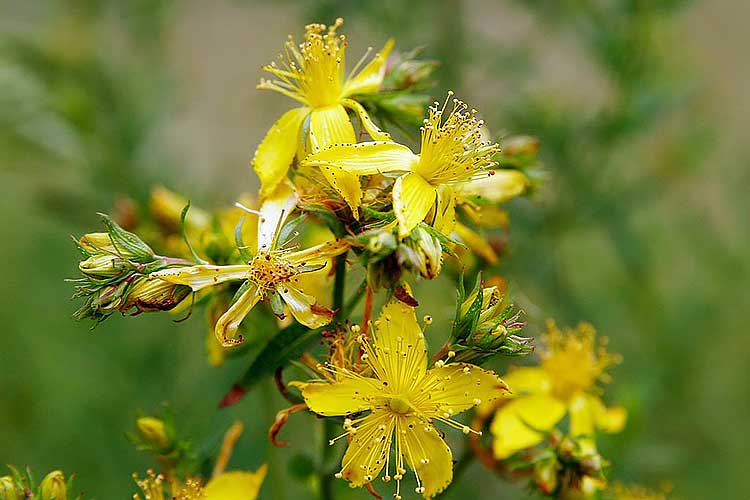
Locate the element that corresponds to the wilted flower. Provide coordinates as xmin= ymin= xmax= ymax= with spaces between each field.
xmin=295 ymin=298 xmax=509 ymax=498
xmin=152 ymin=183 xmax=349 ymax=346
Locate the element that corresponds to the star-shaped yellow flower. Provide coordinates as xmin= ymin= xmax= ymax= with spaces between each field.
xmin=302 ymin=92 xmax=500 ymax=237
xmin=297 ymin=298 xmax=509 ymax=498
xmin=253 ymin=18 xmax=393 ymax=210
xmin=133 ymin=466 xmax=267 ymax=500
xmin=490 ymin=321 xmax=627 ymax=459
xmin=152 ymin=183 xmax=349 ymax=346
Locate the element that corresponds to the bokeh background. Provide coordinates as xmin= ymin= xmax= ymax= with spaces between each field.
xmin=1 ymin=0 xmax=748 ymax=498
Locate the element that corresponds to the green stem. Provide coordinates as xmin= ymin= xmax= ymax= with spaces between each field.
xmin=319 ymin=253 xmax=348 ymax=500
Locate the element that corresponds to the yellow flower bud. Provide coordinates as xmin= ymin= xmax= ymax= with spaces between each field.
xmin=40 ymin=471 xmax=67 ymax=500
xmin=0 ymin=476 xmax=20 ymax=500
xmin=136 ymin=417 xmax=171 ymax=450
xmin=125 ymin=277 xmax=191 ymax=313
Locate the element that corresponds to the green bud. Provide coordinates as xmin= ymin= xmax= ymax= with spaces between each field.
xmin=40 ymin=471 xmax=67 ymax=500
xmin=446 ymin=274 xmax=531 ymax=364
xmin=136 ymin=416 xmax=171 ymax=450
xmin=398 ymin=226 xmax=443 ymax=279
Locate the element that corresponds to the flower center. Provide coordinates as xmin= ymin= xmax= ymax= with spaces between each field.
xmin=388 ymin=394 xmax=411 ymax=415
xmin=248 ymin=253 xmax=297 ymax=292
xmin=415 ymin=92 xmax=499 ymax=186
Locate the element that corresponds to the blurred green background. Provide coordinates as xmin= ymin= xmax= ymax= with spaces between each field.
xmin=1 ymin=0 xmax=748 ymax=498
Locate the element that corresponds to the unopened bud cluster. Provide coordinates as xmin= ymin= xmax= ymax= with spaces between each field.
xmin=70 ymin=214 xmax=192 ymax=322
xmin=445 ymin=275 xmax=531 ymax=364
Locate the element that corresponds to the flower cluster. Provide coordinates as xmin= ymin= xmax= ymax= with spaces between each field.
xmin=57 ymin=17 xmax=658 ymax=500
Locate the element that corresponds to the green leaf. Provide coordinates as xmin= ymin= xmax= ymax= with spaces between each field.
xmin=98 ymin=213 xmax=155 ymax=262
xmin=180 ymin=202 xmax=209 ymax=265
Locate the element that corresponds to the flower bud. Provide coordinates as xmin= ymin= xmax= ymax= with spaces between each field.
xmin=136 ymin=416 xmax=171 ymax=450
xmin=446 ymin=275 xmax=531 ymax=364
xmin=40 ymin=471 xmax=67 ymax=500
xmin=0 ymin=476 xmax=20 ymax=500
xmin=124 ymin=277 xmax=191 ymax=313
xmin=533 ymin=459 xmax=559 ymax=496
xmin=397 ymin=226 xmax=443 ymax=279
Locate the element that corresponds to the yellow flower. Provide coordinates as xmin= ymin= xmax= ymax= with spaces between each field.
xmin=253 ymin=18 xmax=393 ymax=209
xmin=302 ymin=92 xmax=500 ymax=237
xmin=152 ymin=183 xmax=349 ymax=346
xmin=490 ymin=321 xmax=627 ymax=460
xmin=297 ymin=298 xmax=509 ymax=498
xmin=133 ymin=466 xmax=267 ymax=500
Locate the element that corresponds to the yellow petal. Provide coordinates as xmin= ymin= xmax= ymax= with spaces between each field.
xmin=302 ymin=141 xmax=418 ymax=175
xmin=203 ymin=466 xmax=267 ymax=500
xmin=341 ymin=98 xmax=391 ymax=141
xmin=257 ymin=181 xmax=298 ymax=251
xmin=401 ymin=416 xmax=453 ymax=499
xmin=569 ymin=392 xmax=627 ymax=436
xmin=343 ymin=38 xmax=394 ymax=97
xmin=308 ymin=105 xmax=355 ymax=150
xmin=339 ymin=411 xmax=395 ymax=486
xmin=453 ymin=223 xmax=498 ymax=265
xmin=318 ymin=163 xmax=363 ymax=218
xmin=490 ymin=395 xmax=566 ymax=459
xmin=599 ymin=405 xmax=627 ymax=433
xmin=276 ymin=284 xmax=334 ymax=328
xmin=458 ymin=169 xmax=528 ymax=204
xmin=370 ymin=297 xmax=428 ymax=392
xmin=423 ymin=363 xmax=509 ymax=415
xmin=503 ymin=367 xmax=553 ymax=397
xmin=301 ymin=377 xmax=380 ymax=416
xmin=393 ymin=172 xmax=437 ymax=238
xmin=253 ymin=107 xmax=310 ymax=198
xmin=152 ymin=265 xmax=250 ymax=291
xmin=430 ymin=184 xmax=456 ymax=235
xmin=286 ymin=239 xmax=350 ymax=266
xmin=214 ymin=284 xmax=261 ymax=346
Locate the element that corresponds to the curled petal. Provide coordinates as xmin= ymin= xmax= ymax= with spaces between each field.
xmin=214 ymin=284 xmax=261 ymax=347
xmin=286 ymin=239 xmax=350 ymax=266
xmin=342 ymin=98 xmax=391 ymax=141
xmin=343 ymin=38 xmax=394 ymax=97
xmin=453 ymin=223 xmax=498 ymax=265
xmin=257 ymin=181 xmax=298 ymax=251
xmin=277 ymin=284 xmax=334 ymax=328
xmin=393 ymin=172 xmax=436 ymax=238
xmin=152 ymin=265 xmax=250 ymax=292
xmin=430 ymin=184 xmax=456 ymax=235
xmin=458 ymin=169 xmax=529 ymax=204
xmin=253 ymin=107 xmax=310 ymax=197
xmin=490 ymin=395 xmax=566 ymax=459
